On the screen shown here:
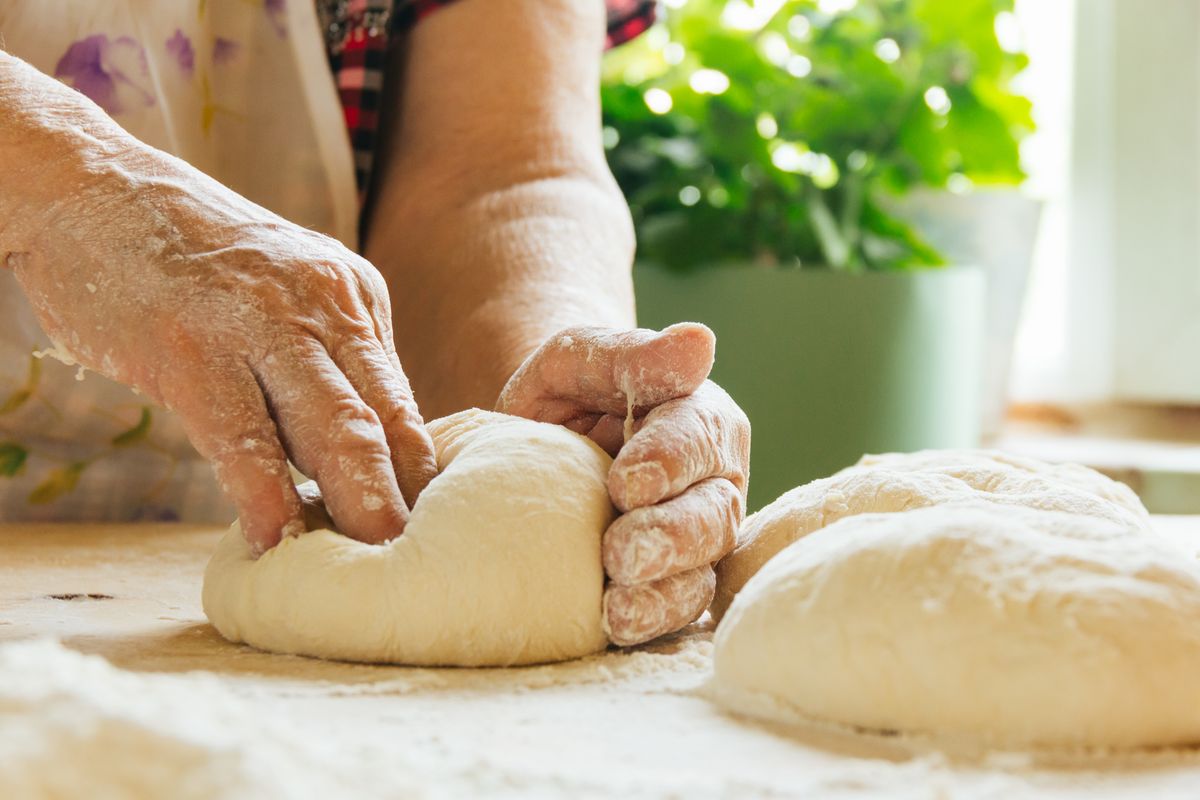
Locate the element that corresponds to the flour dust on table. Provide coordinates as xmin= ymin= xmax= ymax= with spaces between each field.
xmin=203 ymin=409 xmax=613 ymax=667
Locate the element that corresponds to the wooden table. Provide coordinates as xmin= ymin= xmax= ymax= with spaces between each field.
xmin=4 ymin=519 xmax=1200 ymax=798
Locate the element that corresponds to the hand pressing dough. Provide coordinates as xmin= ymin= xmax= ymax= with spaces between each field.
xmin=202 ymin=409 xmax=613 ymax=667
xmin=711 ymin=450 xmax=1150 ymax=620
xmin=712 ymin=503 xmax=1200 ymax=748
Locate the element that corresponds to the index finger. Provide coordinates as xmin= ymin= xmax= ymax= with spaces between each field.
xmin=255 ymin=338 xmax=409 ymax=544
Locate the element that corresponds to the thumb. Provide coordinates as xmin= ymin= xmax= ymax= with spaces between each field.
xmin=499 ymin=323 xmax=715 ymax=418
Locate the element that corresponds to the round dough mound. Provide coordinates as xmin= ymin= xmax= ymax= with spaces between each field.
xmin=712 ymin=503 xmax=1200 ymax=748
xmin=711 ymin=450 xmax=1150 ymax=620
xmin=202 ymin=410 xmax=613 ymax=667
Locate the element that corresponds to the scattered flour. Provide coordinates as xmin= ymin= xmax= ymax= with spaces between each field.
xmin=0 ymin=640 xmax=388 ymax=799
xmin=5 ymin=633 xmax=1200 ymax=799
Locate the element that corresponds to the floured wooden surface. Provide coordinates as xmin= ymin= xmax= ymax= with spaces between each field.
xmin=4 ymin=520 xmax=1200 ymax=798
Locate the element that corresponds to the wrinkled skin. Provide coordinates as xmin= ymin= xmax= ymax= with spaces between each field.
xmin=0 ymin=52 xmax=437 ymax=553
xmin=499 ymin=324 xmax=751 ymax=646
xmin=14 ymin=225 xmax=437 ymax=554
xmin=3 ymin=41 xmax=752 ymax=649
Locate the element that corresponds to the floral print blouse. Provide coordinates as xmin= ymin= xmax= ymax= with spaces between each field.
xmin=0 ymin=0 xmax=650 ymax=524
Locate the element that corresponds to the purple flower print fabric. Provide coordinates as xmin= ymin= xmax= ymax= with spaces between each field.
xmin=54 ymin=34 xmax=156 ymax=115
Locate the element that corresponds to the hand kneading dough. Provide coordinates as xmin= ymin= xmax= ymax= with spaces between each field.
xmin=712 ymin=503 xmax=1200 ymax=748
xmin=202 ymin=410 xmax=614 ymax=667
xmin=711 ymin=450 xmax=1150 ymax=620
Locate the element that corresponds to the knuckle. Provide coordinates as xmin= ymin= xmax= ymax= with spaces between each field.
xmin=321 ymin=258 xmax=362 ymax=293
xmin=207 ymin=436 xmax=284 ymax=479
xmin=326 ymin=335 xmax=383 ymax=375
xmin=706 ymin=475 xmax=742 ymax=507
xmin=729 ymin=403 xmax=751 ymax=439
xmin=374 ymin=399 xmax=418 ymax=437
xmin=307 ymin=258 xmax=377 ymax=319
xmin=308 ymin=399 xmax=389 ymax=473
xmin=554 ymin=325 xmax=605 ymax=346
xmin=354 ymin=259 xmax=390 ymax=300
xmin=697 ymin=404 xmax=727 ymax=443
xmin=329 ymin=396 xmax=382 ymax=431
xmin=715 ymin=483 xmax=744 ymax=555
xmin=183 ymin=399 xmax=272 ymax=456
xmin=696 ymin=397 xmax=751 ymax=482
xmin=726 ymin=482 xmax=746 ymax=526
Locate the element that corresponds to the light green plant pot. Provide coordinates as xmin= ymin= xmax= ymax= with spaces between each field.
xmin=634 ymin=263 xmax=986 ymax=511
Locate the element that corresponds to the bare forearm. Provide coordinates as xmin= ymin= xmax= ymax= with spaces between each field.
xmin=0 ymin=51 xmax=287 ymax=272
xmin=366 ymin=170 xmax=635 ymax=418
xmin=0 ymin=51 xmax=127 ymax=251
xmin=362 ymin=0 xmax=635 ymax=417
xmin=0 ymin=50 xmax=357 ymax=392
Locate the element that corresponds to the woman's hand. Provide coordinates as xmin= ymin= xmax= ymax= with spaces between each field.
xmin=498 ymin=323 xmax=751 ymax=646
xmin=10 ymin=210 xmax=436 ymax=553
xmin=1 ymin=100 xmax=435 ymax=551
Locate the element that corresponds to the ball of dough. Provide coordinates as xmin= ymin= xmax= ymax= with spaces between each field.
xmin=202 ymin=410 xmax=614 ymax=667
xmin=711 ymin=450 xmax=1149 ymax=620
xmin=712 ymin=503 xmax=1200 ymax=748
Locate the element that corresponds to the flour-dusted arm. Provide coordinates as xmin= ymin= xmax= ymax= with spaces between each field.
xmin=0 ymin=51 xmax=437 ymax=549
xmin=363 ymin=0 xmax=751 ymax=645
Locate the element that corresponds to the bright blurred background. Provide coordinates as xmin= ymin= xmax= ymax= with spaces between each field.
xmin=601 ymin=0 xmax=1200 ymax=512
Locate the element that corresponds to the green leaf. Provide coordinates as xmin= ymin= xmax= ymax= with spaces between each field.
xmin=860 ymin=200 xmax=946 ymax=268
xmin=112 ymin=407 xmax=153 ymax=447
xmin=602 ymin=0 xmax=1032 ymax=271
xmin=0 ymin=355 xmax=41 ymax=414
xmin=0 ymin=443 xmax=28 ymax=477
xmin=0 ymin=389 xmax=31 ymax=415
xmin=807 ymin=188 xmax=852 ymax=269
xmin=28 ymin=461 xmax=88 ymax=505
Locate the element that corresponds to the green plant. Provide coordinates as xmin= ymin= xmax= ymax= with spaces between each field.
xmin=601 ymin=0 xmax=1033 ymax=271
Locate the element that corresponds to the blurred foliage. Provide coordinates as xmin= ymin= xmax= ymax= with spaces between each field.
xmin=601 ymin=0 xmax=1033 ymax=271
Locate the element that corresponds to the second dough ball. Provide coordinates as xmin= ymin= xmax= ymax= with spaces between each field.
xmin=711 ymin=450 xmax=1150 ymax=620
xmin=711 ymin=503 xmax=1200 ymax=748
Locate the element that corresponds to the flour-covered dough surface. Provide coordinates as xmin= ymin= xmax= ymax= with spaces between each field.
xmin=711 ymin=450 xmax=1151 ymax=620
xmin=203 ymin=409 xmax=613 ymax=666
xmin=713 ymin=503 xmax=1200 ymax=748
xmin=710 ymin=450 xmax=1200 ymax=749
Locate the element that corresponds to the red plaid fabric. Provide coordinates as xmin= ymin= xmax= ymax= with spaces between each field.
xmin=602 ymin=0 xmax=657 ymax=49
xmin=318 ymin=0 xmax=656 ymax=206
